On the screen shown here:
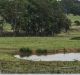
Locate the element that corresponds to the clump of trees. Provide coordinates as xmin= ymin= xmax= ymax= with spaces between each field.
xmin=61 ymin=0 xmax=80 ymax=15
xmin=0 ymin=0 xmax=71 ymax=36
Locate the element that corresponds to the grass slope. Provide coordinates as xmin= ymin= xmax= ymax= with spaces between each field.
xmin=0 ymin=36 xmax=80 ymax=50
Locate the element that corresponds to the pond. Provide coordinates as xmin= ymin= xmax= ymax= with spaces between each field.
xmin=14 ymin=53 xmax=80 ymax=61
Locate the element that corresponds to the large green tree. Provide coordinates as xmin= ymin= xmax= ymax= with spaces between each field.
xmin=0 ymin=0 xmax=71 ymax=36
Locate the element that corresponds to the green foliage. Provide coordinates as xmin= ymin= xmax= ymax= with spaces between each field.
xmin=67 ymin=14 xmax=80 ymax=23
xmin=36 ymin=49 xmax=47 ymax=55
xmin=19 ymin=48 xmax=32 ymax=57
xmin=74 ymin=20 xmax=80 ymax=26
xmin=61 ymin=0 xmax=80 ymax=15
xmin=0 ymin=0 xmax=71 ymax=36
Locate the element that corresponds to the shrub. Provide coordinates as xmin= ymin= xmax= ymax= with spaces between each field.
xmin=36 ymin=49 xmax=47 ymax=55
xmin=74 ymin=20 xmax=80 ymax=26
xmin=19 ymin=48 xmax=32 ymax=57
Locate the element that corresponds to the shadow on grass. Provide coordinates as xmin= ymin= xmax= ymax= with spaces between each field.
xmin=71 ymin=37 xmax=80 ymax=40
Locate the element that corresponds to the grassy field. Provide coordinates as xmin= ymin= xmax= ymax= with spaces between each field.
xmin=0 ymin=36 xmax=80 ymax=50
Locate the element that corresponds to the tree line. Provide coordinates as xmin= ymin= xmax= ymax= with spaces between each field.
xmin=0 ymin=0 xmax=71 ymax=36
xmin=61 ymin=0 xmax=80 ymax=15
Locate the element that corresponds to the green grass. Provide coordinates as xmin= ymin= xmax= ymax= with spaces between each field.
xmin=0 ymin=36 xmax=80 ymax=50
xmin=0 ymin=53 xmax=18 ymax=61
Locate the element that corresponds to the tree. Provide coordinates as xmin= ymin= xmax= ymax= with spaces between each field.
xmin=61 ymin=0 xmax=80 ymax=15
xmin=0 ymin=0 xmax=71 ymax=36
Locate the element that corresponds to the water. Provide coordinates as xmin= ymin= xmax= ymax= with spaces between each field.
xmin=14 ymin=53 xmax=80 ymax=61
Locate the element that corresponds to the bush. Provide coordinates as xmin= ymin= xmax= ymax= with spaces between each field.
xmin=74 ymin=20 xmax=80 ymax=26
xmin=19 ymin=48 xmax=32 ymax=57
xmin=36 ymin=49 xmax=47 ymax=56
